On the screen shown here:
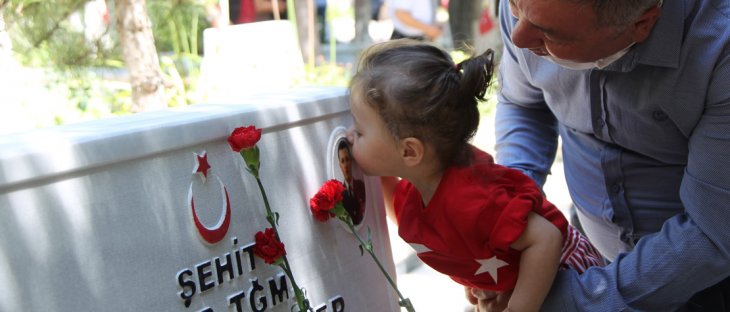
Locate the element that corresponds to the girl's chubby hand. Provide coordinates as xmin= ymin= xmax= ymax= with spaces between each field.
xmin=465 ymin=287 xmax=512 ymax=312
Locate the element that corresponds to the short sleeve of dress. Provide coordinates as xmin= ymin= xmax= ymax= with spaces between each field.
xmin=486 ymin=168 xmax=544 ymax=255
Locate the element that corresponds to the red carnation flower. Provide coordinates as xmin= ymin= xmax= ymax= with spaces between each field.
xmin=310 ymin=180 xmax=346 ymax=222
xmin=228 ymin=125 xmax=262 ymax=152
xmin=253 ymin=228 xmax=286 ymax=264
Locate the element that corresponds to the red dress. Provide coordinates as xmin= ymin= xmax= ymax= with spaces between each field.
xmin=394 ymin=147 xmax=603 ymax=291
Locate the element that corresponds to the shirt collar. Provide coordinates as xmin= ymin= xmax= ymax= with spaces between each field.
xmin=607 ymin=0 xmax=684 ymax=71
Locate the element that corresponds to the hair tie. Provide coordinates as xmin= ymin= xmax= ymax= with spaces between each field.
xmin=454 ymin=63 xmax=462 ymax=78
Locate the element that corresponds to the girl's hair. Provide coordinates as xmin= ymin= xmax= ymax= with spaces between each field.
xmin=349 ymin=39 xmax=494 ymax=166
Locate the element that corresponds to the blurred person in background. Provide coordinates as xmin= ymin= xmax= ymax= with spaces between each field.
xmin=388 ymin=0 xmax=442 ymax=41
xmin=207 ymin=0 xmax=286 ymax=26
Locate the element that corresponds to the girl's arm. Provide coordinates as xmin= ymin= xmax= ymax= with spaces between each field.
xmin=507 ymin=212 xmax=563 ymax=312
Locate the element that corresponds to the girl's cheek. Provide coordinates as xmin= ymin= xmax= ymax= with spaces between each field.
xmin=350 ymin=147 xmax=363 ymax=164
xmin=350 ymin=146 xmax=359 ymax=161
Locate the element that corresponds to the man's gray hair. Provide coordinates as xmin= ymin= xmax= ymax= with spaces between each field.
xmin=570 ymin=0 xmax=660 ymax=27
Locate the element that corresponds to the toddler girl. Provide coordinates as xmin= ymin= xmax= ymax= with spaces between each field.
xmin=346 ymin=39 xmax=604 ymax=312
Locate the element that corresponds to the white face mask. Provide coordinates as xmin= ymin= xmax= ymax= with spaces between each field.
xmin=540 ymin=0 xmax=661 ymax=70
xmin=541 ymin=42 xmax=635 ymax=70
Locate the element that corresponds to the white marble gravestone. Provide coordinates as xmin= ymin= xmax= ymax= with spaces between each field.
xmin=0 ymin=87 xmax=399 ymax=312
xmin=198 ymin=20 xmax=306 ymax=103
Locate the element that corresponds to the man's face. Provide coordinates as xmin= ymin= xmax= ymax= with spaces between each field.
xmin=338 ymin=147 xmax=352 ymax=181
xmin=508 ymin=0 xmax=636 ymax=62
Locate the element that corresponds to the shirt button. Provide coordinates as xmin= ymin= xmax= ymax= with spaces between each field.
xmin=611 ymin=184 xmax=621 ymax=193
xmin=652 ymin=110 xmax=668 ymax=121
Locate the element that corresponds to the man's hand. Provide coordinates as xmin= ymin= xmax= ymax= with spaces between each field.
xmin=465 ymin=287 xmax=513 ymax=312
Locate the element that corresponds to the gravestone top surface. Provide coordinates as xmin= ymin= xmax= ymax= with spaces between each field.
xmin=0 ymin=87 xmax=346 ymax=189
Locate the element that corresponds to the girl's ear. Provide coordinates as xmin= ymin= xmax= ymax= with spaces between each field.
xmin=400 ymin=137 xmax=425 ymax=167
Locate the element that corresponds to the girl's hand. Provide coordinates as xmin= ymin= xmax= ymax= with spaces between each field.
xmin=465 ymin=287 xmax=512 ymax=312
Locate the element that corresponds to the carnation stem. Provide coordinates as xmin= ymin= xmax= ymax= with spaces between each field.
xmin=344 ymin=219 xmax=416 ymax=312
xmin=279 ymin=263 xmax=311 ymax=312
xmin=254 ymin=176 xmax=276 ymax=226
xmin=255 ymin=175 xmax=311 ymax=312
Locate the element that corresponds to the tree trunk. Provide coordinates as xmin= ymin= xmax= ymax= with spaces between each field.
xmin=0 ymin=8 xmax=14 ymax=69
xmin=448 ymin=1 xmax=480 ymax=50
xmin=114 ymin=0 xmax=166 ymax=113
xmin=292 ymin=0 xmax=318 ymax=66
xmin=353 ymin=0 xmax=371 ymax=44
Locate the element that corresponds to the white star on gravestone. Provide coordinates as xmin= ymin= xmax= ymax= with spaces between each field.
xmin=474 ymin=256 xmax=509 ymax=283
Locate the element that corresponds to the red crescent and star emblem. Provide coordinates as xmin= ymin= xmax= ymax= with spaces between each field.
xmin=188 ymin=151 xmax=231 ymax=244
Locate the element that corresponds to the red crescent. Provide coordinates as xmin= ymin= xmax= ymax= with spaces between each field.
xmin=191 ymin=186 xmax=231 ymax=244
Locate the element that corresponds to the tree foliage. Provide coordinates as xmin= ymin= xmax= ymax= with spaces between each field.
xmin=146 ymin=0 xmax=208 ymax=56
xmin=2 ymin=0 xmax=209 ymax=68
xmin=1 ymin=0 xmax=210 ymax=115
xmin=2 ymin=0 xmax=119 ymax=67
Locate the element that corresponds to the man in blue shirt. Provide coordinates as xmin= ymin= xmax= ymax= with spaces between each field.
xmin=467 ymin=0 xmax=730 ymax=310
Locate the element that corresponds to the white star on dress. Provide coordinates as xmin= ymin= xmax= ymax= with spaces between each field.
xmin=409 ymin=243 xmax=432 ymax=254
xmin=474 ymin=256 xmax=509 ymax=283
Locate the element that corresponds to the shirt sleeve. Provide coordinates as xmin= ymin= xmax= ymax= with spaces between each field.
xmin=612 ymin=50 xmax=730 ymax=309
xmin=487 ymin=168 xmax=545 ymax=255
xmin=540 ymin=14 xmax=730 ymax=312
xmin=388 ymin=0 xmax=413 ymax=11
xmin=494 ymin=0 xmax=559 ymax=188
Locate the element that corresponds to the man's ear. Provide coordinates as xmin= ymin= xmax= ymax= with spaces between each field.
xmin=400 ymin=137 xmax=425 ymax=167
xmin=630 ymin=4 xmax=662 ymax=43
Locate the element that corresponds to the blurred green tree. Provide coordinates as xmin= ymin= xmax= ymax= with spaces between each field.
xmin=1 ymin=0 xmax=208 ymax=113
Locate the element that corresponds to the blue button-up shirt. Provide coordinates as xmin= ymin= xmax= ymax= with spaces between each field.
xmin=495 ymin=0 xmax=730 ymax=310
